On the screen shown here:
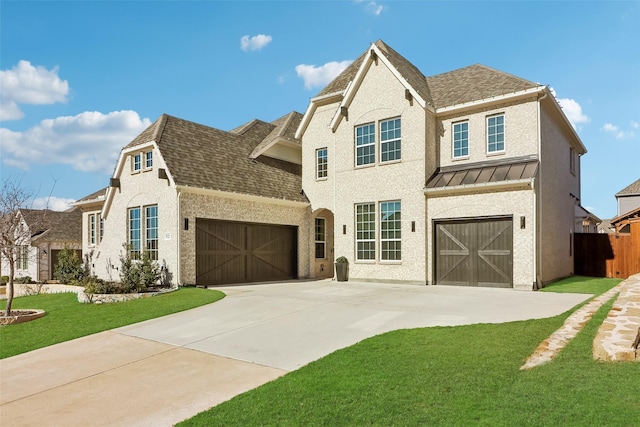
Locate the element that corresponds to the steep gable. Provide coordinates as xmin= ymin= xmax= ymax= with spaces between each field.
xmin=19 ymin=208 xmax=82 ymax=243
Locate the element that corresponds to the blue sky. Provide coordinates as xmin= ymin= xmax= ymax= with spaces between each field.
xmin=1 ymin=1 xmax=638 ymax=219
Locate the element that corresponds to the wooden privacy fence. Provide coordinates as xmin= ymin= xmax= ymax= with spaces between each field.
xmin=575 ymin=223 xmax=640 ymax=279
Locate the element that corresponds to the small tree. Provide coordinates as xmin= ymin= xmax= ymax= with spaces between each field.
xmin=119 ymin=244 xmax=161 ymax=293
xmin=0 ymin=180 xmax=37 ymax=316
xmin=54 ymin=246 xmax=85 ymax=284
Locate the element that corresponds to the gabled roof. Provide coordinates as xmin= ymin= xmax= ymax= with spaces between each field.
xmin=426 ymin=64 xmax=538 ymax=109
xmin=119 ymin=114 xmax=306 ymax=203
xmin=616 ymin=178 xmax=640 ymax=197
xmin=19 ymin=208 xmax=82 ymax=243
xmin=74 ymin=187 xmax=107 ymax=207
xmin=249 ymin=111 xmax=303 ymax=159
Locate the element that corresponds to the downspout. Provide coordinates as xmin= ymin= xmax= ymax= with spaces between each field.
xmin=176 ymin=189 xmax=182 ymax=287
xmin=535 ymin=89 xmax=548 ymax=290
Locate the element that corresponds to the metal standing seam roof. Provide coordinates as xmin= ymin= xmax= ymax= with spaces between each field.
xmin=426 ymin=160 xmax=539 ymax=189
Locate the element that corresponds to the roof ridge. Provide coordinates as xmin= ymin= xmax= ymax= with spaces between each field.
xmin=153 ymin=114 xmax=170 ymax=143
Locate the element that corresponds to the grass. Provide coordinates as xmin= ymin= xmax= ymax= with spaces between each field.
xmin=0 ymin=287 xmax=224 ymax=359
xmin=539 ymin=275 xmax=621 ymax=294
xmin=180 ymin=276 xmax=637 ymax=426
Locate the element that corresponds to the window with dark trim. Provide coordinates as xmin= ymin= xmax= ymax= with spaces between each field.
xmin=315 ymin=217 xmax=326 ymax=259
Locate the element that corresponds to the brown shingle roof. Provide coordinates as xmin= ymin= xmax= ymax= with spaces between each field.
xmin=76 ymin=187 xmax=107 ymax=203
xmin=426 ymin=64 xmax=538 ymax=108
xmin=616 ymin=178 xmax=640 ymax=197
xmin=126 ymin=115 xmax=306 ymax=203
xmin=315 ymin=40 xmax=538 ymax=109
xmin=250 ymin=111 xmax=303 ymax=159
xmin=20 ymin=208 xmax=82 ymax=243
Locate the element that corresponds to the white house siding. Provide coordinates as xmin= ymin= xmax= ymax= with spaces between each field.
xmin=538 ymin=101 xmax=581 ymax=285
xmin=94 ymin=146 xmax=179 ymax=283
xmin=426 ymin=187 xmax=535 ymax=290
xmin=179 ymin=191 xmax=311 ymax=285
xmin=303 ymin=59 xmax=427 ymax=283
xmin=438 ymin=98 xmax=539 ymax=168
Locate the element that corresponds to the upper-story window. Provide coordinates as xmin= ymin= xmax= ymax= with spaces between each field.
xmin=133 ymin=153 xmax=142 ymax=171
xmin=487 ymin=114 xmax=505 ymax=153
xmin=316 ymin=148 xmax=328 ymax=179
xmin=145 ymin=151 xmax=153 ymax=168
xmin=380 ymin=118 xmax=401 ymax=162
xmin=355 ymin=123 xmax=376 ymax=166
xmin=453 ymin=121 xmax=469 ymax=158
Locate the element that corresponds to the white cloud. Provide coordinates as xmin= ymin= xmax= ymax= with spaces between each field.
xmin=0 ymin=60 xmax=69 ymax=121
xmin=295 ymin=60 xmax=353 ymax=90
xmin=549 ymin=88 xmax=589 ymax=129
xmin=0 ymin=110 xmax=152 ymax=174
xmin=32 ymin=196 xmax=76 ymax=211
xmin=631 ymin=120 xmax=639 ymax=129
xmin=240 ymin=34 xmax=272 ymax=52
xmin=601 ymin=122 xmax=635 ymax=139
xmin=355 ymin=0 xmax=384 ymax=15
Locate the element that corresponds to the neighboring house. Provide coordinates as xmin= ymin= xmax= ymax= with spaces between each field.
xmin=597 ymin=219 xmax=615 ymax=234
xmin=575 ymin=205 xmax=601 ymax=233
xmin=0 ymin=208 xmax=82 ymax=282
xmin=81 ymin=40 xmax=588 ymax=290
xmin=73 ymin=187 xmax=107 ymax=269
xmin=298 ymin=40 xmax=586 ymax=289
xmin=77 ymin=112 xmax=318 ymax=286
xmin=615 ymin=178 xmax=640 ymax=216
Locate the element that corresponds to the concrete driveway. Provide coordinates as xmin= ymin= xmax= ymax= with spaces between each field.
xmin=0 ymin=280 xmax=590 ymax=426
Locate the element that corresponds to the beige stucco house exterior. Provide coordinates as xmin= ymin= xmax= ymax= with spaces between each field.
xmin=79 ymin=40 xmax=588 ymax=290
xmin=298 ymin=40 xmax=587 ymax=290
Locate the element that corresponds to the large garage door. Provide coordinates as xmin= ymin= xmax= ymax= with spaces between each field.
xmin=435 ymin=217 xmax=513 ymax=288
xmin=196 ymin=219 xmax=297 ymax=286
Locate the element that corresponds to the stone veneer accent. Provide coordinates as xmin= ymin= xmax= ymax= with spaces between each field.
xmin=520 ymin=282 xmax=624 ymax=370
xmin=593 ymin=273 xmax=640 ymax=362
xmin=78 ymin=287 xmax=177 ymax=304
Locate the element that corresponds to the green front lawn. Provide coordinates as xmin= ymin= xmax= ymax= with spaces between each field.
xmin=181 ymin=276 xmax=637 ymax=426
xmin=539 ymin=275 xmax=621 ymax=294
xmin=0 ymin=288 xmax=224 ymax=359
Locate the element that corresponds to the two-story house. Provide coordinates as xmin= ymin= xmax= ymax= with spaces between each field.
xmin=80 ymin=39 xmax=586 ymax=290
xmin=299 ymin=40 xmax=586 ymax=289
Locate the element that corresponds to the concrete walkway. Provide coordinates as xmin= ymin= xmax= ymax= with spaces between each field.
xmin=0 ymin=280 xmax=590 ymax=426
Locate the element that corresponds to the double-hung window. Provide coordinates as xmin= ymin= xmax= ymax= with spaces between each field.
xmin=133 ymin=153 xmax=142 ymax=171
xmin=355 ymin=123 xmax=376 ymax=166
xmin=355 ymin=203 xmax=376 ymax=260
xmin=487 ymin=114 xmax=505 ymax=153
xmin=145 ymin=151 xmax=153 ymax=169
xmin=380 ymin=201 xmax=401 ymax=261
xmin=89 ymin=214 xmax=96 ymax=245
xmin=128 ymin=205 xmax=159 ymax=260
xmin=380 ymin=118 xmax=401 ymax=162
xmin=17 ymin=245 xmax=29 ymax=270
xmin=453 ymin=121 xmax=469 ymax=158
xmin=315 ymin=218 xmax=326 ymax=259
xmin=316 ymin=148 xmax=327 ymax=179
xmin=146 ymin=205 xmax=158 ymax=260
xmin=128 ymin=208 xmax=142 ymax=259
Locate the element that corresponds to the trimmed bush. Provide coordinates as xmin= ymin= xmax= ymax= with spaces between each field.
xmin=54 ymin=247 xmax=85 ymax=284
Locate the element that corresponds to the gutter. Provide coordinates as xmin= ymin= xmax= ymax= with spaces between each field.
xmin=176 ymin=189 xmax=182 ymax=286
xmin=535 ymin=89 xmax=548 ymax=290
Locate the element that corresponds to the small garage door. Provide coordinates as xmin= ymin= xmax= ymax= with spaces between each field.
xmin=196 ymin=219 xmax=297 ymax=286
xmin=435 ymin=217 xmax=513 ymax=288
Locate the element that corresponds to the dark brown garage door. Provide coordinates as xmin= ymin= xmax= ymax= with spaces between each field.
xmin=434 ymin=217 xmax=513 ymax=288
xmin=196 ymin=219 xmax=297 ymax=286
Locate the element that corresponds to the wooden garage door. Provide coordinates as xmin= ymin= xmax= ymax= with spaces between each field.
xmin=196 ymin=219 xmax=297 ymax=286
xmin=435 ymin=217 xmax=513 ymax=288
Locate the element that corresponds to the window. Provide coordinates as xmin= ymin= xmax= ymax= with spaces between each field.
xmin=17 ymin=245 xmax=29 ymax=270
xmin=453 ymin=121 xmax=469 ymax=158
xmin=315 ymin=218 xmax=326 ymax=259
xmin=99 ymin=215 xmax=104 ymax=242
xmin=380 ymin=118 xmax=401 ymax=162
xmin=89 ymin=214 xmax=96 ymax=245
xmin=570 ymin=147 xmax=576 ymax=175
xmin=487 ymin=115 xmax=505 ymax=153
xmin=133 ymin=153 xmax=142 ymax=171
xmin=128 ymin=205 xmax=158 ymax=260
xmin=128 ymin=208 xmax=141 ymax=259
xmin=356 ymin=203 xmax=376 ymax=260
xmin=145 ymin=151 xmax=153 ymax=169
xmin=146 ymin=205 xmax=158 ymax=260
xmin=316 ymin=148 xmax=328 ymax=179
xmin=355 ymin=123 xmax=376 ymax=166
xmin=380 ymin=201 xmax=401 ymax=261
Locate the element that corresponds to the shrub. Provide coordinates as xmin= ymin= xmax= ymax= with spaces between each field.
xmin=54 ymin=247 xmax=85 ymax=284
xmin=14 ymin=276 xmax=33 ymax=284
xmin=119 ymin=244 xmax=161 ymax=293
xmin=0 ymin=276 xmax=8 ymax=285
xmin=139 ymin=250 xmax=161 ymax=289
